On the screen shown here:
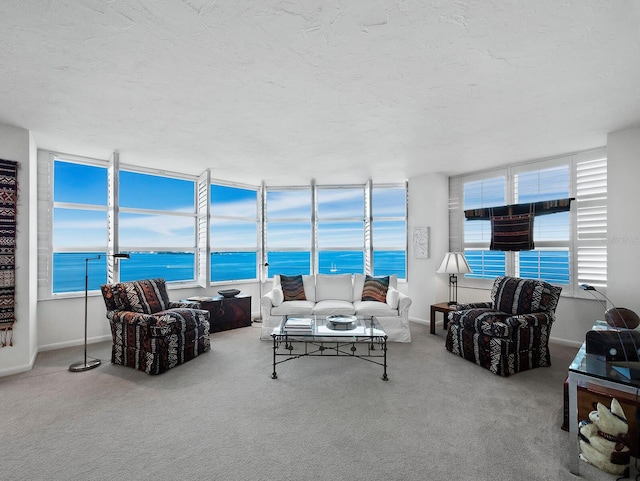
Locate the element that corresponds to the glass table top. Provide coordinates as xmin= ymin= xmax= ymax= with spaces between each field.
xmin=569 ymin=320 xmax=640 ymax=388
xmin=272 ymin=315 xmax=386 ymax=339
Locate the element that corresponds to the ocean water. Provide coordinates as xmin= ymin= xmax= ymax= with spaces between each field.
xmin=52 ymin=251 xmax=407 ymax=293
xmin=465 ymin=250 xmax=570 ymax=285
xmin=52 ymin=250 xmax=568 ymax=293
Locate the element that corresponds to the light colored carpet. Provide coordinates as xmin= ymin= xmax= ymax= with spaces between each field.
xmin=0 ymin=321 xmax=625 ymax=480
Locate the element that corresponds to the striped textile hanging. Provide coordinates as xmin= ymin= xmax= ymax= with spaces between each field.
xmin=0 ymin=159 xmax=18 ymax=347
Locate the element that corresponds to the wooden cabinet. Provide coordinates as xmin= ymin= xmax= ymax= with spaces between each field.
xmin=189 ymin=295 xmax=252 ymax=332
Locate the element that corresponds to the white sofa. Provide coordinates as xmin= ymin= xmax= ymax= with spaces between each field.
xmin=259 ymin=273 xmax=412 ymax=342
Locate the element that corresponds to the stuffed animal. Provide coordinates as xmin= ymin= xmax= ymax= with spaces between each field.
xmin=578 ymin=398 xmax=631 ymax=476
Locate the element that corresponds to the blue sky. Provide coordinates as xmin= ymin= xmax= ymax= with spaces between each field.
xmin=53 ymin=160 xmax=406 ymax=250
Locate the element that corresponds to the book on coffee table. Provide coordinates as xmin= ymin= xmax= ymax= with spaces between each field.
xmin=284 ymin=317 xmax=313 ymax=331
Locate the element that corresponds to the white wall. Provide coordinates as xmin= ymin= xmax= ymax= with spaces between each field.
xmin=0 ymin=123 xmax=38 ymax=376
xmin=607 ymin=126 xmax=640 ymax=313
xmin=406 ymin=173 xmax=449 ymax=320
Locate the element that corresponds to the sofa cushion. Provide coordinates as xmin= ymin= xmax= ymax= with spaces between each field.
xmin=353 ymin=274 xmax=365 ymax=302
xmin=354 ymin=300 xmax=396 ymax=317
xmin=271 ymin=300 xmax=315 ymax=316
xmin=312 ymin=300 xmax=356 ymax=316
xmin=316 ymin=274 xmax=353 ymax=301
xmin=361 ymin=275 xmax=389 ymax=302
xmin=302 ymin=274 xmax=316 ymax=302
xmin=280 ymin=274 xmax=307 ymax=301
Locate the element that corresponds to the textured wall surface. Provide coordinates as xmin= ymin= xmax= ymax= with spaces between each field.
xmin=1 ymin=1 xmax=639 ymax=183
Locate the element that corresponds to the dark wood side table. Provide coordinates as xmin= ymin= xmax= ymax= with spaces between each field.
xmin=430 ymin=302 xmax=456 ymax=335
xmin=186 ymin=294 xmax=252 ymax=333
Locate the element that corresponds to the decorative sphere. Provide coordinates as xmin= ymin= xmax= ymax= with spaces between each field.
xmin=604 ymin=307 xmax=640 ymax=329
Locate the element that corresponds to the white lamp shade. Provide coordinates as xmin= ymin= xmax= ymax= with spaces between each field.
xmin=437 ymin=252 xmax=472 ymax=274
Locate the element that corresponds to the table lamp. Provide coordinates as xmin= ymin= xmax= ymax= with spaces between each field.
xmin=437 ymin=252 xmax=472 ymax=305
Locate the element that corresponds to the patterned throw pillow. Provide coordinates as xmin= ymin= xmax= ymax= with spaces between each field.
xmin=361 ymin=275 xmax=389 ymax=302
xmin=280 ymin=274 xmax=307 ymax=301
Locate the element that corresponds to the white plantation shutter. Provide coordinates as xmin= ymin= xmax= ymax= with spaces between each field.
xmin=196 ymin=170 xmax=210 ymax=287
xmin=37 ymin=152 xmax=53 ymax=299
xmin=364 ymin=179 xmax=372 ymax=275
xmin=575 ymin=149 xmax=607 ymax=288
xmin=107 ymin=152 xmax=120 ymax=282
xmin=448 ymin=176 xmax=463 ymax=253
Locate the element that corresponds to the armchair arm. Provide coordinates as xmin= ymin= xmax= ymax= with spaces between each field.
xmin=108 ymin=308 xmax=209 ymax=337
xmin=454 ymin=301 xmax=493 ymax=310
xmin=169 ymin=300 xmax=201 ymax=309
xmin=508 ymin=312 xmax=555 ymax=329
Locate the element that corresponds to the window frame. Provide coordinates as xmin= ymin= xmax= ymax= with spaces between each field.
xmin=263 ymin=181 xmax=408 ymax=280
xmin=316 ymin=184 xmax=366 ymax=275
xmin=117 ymin=163 xmax=198 ymax=285
xmin=449 ymin=148 xmax=607 ymax=298
xmin=40 ymin=150 xmax=410 ymax=299
xmin=43 ymin=153 xmax=110 ymax=297
xmin=209 ymin=180 xmax=260 ymax=283
xmin=264 ymin=185 xmax=313 ymax=277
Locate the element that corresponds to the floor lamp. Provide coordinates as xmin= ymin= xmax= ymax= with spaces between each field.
xmin=69 ymin=253 xmax=130 ymax=372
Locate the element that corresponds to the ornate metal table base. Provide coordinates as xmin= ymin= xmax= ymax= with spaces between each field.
xmin=271 ymin=333 xmax=388 ymax=381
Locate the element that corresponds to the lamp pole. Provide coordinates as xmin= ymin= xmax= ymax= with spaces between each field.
xmin=69 ymin=253 xmax=129 ymax=372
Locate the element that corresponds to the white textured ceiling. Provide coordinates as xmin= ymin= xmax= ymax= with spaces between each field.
xmin=1 ymin=1 xmax=639 ymax=185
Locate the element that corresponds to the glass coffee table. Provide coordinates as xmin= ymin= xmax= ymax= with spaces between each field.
xmin=270 ymin=315 xmax=388 ymax=381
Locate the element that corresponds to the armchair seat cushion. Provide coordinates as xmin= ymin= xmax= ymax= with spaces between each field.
xmin=448 ymin=308 xmax=513 ymax=338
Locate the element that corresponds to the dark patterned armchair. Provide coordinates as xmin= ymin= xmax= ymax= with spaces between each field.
xmin=445 ymin=276 xmax=562 ymax=376
xmin=101 ymin=278 xmax=210 ymax=375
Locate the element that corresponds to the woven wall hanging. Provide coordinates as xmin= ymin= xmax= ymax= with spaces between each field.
xmin=0 ymin=159 xmax=18 ymax=347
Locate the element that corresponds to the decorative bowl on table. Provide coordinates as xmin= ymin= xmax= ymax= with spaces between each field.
xmin=218 ymin=289 xmax=240 ymax=298
xmin=326 ymin=314 xmax=357 ymax=330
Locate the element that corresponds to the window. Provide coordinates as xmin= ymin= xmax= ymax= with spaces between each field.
xmin=513 ymin=164 xmax=571 ymax=285
xmin=43 ymin=151 xmax=408 ymax=297
xmin=264 ymin=183 xmax=408 ymax=279
xmin=210 ymin=183 xmax=259 ymax=282
xmin=317 ymin=186 xmax=365 ymax=274
xmin=372 ymin=185 xmax=407 ymax=278
xmin=265 ymin=187 xmax=312 ymax=276
xmin=449 ymin=148 xmax=607 ymax=294
xmin=51 ymin=158 xmax=109 ymax=293
xmin=118 ymin=169 xmax=197 ymax=283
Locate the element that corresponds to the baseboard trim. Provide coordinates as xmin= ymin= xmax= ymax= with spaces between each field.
xmin=0 ymin=347 xmax=39 ymax=377
xmin=549 ymin=336 xmax=582 ymax=348
xmin=38 ymin=334 xmax=112 ymax=352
